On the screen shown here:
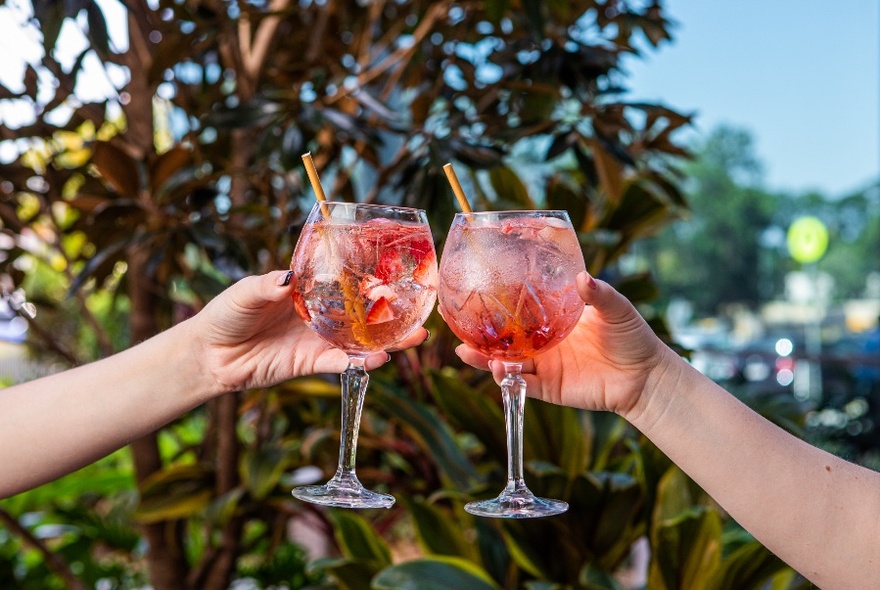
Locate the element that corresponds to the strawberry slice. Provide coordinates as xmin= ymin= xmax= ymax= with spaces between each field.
xmin=412 ymin=251 xmax=437 ymax=287
xmin=291 ymin=290 xmax=311 ymax=321
xmin=410 ymin=238 xmax=433 ymax=263
xmin=365 ymin=296 xmax=395 ymax=324
xmin=375 ymin=250 xmax=405 ymax=283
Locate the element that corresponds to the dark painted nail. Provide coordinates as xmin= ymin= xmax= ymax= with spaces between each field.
xmin=280 ymin=270 xmax=294 ymax=286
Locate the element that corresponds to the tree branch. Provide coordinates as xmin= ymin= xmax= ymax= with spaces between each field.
xmin=0 ymin=507 xmax=88 ymax=590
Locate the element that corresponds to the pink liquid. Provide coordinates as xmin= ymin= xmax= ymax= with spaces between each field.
xmin=438 ymin=215 xmax=584 ymax=361
xmin=291 ymin=218 xmax=437 ymax=353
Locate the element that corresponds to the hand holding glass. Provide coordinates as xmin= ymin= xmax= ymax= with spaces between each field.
xmin=438 ymin=210 xmax=586 ymax=518
xmin=289 ymin=202 xmax=438 ymax=508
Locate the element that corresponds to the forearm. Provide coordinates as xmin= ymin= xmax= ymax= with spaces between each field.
xmin=630 ymin=347 xmax=880 ymax=588
xmin=0 ymin=319 xmax=215 ymax=498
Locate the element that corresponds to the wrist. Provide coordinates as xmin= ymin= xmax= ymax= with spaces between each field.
xmin=619 ymin=344 xmax=686 ymax=434
xmin=169 ymin=317 xmax=224 ymax=403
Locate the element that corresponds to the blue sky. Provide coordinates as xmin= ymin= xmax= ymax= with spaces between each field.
xmin=623 ymin=0 xmax=880 ymax=197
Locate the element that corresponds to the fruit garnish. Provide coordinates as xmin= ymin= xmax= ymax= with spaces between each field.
xmin=410 ymin=238 xmax=433 ymax=263
xmin=291 ymin=290 xmax=311 ymax=321
xmin=366 ymin=283 xmax=399 ymax=302
xmin=412 ymin=251 xmax=437 ymax=287
xmin=375 ymin=250 xmax=405 ymax=282
xmin=365 ymin=296 xmax=395 ymax=324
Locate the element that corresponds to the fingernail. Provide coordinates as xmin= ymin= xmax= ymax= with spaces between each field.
xmin=586 ymin=273 xmax=598 ymax=290
xmin=424 ymin=329 xmax=431 ymax=341
xmin=278 ymin=270 xmax=294 ymax=286
xmin=386 ymin=353 xmax=392 ymax=362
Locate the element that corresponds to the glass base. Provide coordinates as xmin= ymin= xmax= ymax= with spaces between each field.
xmin=465 ymin=489 xmax=568 ymax=519
xmin=292 ymin=478 xmax=395 ymax=509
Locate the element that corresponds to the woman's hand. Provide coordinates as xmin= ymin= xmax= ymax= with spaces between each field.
xmin=455 ymin=272 xmax=669 ymax=418
xmin=192 ymin=271 xmax=428 ymax=393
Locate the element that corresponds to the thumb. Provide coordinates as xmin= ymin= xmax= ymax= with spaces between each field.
xmin=242 ymin=270 xmax=296 ymax=305
xmin=576 ymin=271 xmax=639 ymax=324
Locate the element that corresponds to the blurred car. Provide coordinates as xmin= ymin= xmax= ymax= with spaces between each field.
xmin=732 ymin=334 xmax=801 ymax=395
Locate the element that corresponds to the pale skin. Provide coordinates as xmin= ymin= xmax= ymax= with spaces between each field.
xmin=456 ymin=272 xmax=880 ymax=589
xmin=0 ymin=270 xmax=427 ymax=499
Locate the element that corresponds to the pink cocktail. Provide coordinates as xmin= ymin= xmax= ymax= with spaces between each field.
xmin=438 ymin=210 xmax=585 ymax=518
xmin=290 ymin=201 xmax=437 ymax=508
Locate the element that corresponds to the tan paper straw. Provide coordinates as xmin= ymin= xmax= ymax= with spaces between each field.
xmin=443 ymin=163 xmax=473 ymax=213
xmin=302 ymin=152 xmax=330 ymax=217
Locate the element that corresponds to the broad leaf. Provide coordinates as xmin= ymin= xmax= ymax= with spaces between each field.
xmin=134 ymin=463 xmax=214 ymax=523
xmin=406 ymin=498 xmax=474 ymax=559
xmin=649 ymin=506 xmax=723 ymax=590
xmin=240 ymin=445 xmax=292 ymax=500
xmin=430 ymin=369 xmax=506 ymax=462
xmin=373 ymin=557 xmax=500 ymax=590
xmin=371 ymin=379 xmax=479 ymax=490
xmin=328 ymin=510 xmax=392 ymax=568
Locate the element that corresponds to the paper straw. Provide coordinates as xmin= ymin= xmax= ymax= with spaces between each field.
xmin=302 ymin=152 xmax=330 ymax=217
xmin=443 ymin=163 xmax=473 ymax=213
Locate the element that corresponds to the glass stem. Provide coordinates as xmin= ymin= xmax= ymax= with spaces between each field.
xmin=501 ymin=362 xmax=529 ymax=494
xmin=333 ymin=355 xmax=370 ymax=485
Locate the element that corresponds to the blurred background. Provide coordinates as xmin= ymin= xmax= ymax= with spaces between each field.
xmin=0 ymin=1 xmax=877 ymax=589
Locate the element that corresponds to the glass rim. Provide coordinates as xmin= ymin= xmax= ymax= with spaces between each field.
xmin=313 ymin=200 xmax=428 ymax=214
xmin=452 ymin=209 xmax=572 ymax=220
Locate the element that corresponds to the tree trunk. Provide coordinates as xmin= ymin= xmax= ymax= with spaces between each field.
xmin=128 ymin=246 xmax=189 ymax=589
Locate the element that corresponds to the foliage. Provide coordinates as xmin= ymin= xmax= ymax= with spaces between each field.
xmin=644 ymin=125 xmax=880 ymax=315
xmin=0 ymin=1 xmax=811 ymax=589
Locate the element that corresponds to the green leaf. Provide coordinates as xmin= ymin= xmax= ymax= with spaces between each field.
xmin=372 ymin=557 xmax=500 ymax=590
xmin=578 ymin=563 xmax=623 ymax=590
xmin=240 ymin=445 xmax=291 ymax=500
xmin=429 ymin=369 xmax=506 ymax=462
xmin=406 ymin=498 xmax=474 ymax=559
xmin=311 ymin=557 xmax=378 ymax=590
xmin=648 ymin=506 xmax=723 ymax=590
xmin=709 ymin=540 xmax=791 ymax=590
xmin=500 ymin=528 xmax=546 ymax=578
xmin=203 ymin=487 xmax=245 ymax=526
xmin=488 ymin=165 xmax=534 ymax=208
xmin=523 ymin=399 xmax=591 ymax=479
xmin=589 ymin=472 xmax=645 ymax=562
xmin=371 ymin=380 xmax=479 ymax=490
xmin=652 ymin=466 xmax=703 ymax=526
xmin=134 ymin=463 xmax=214 ymax=523
xmin=328 ymin=510 xmax=392 ymax=568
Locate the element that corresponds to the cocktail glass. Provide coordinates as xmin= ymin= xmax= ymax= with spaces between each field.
xmin=289 ymin=201 xmax=438 ymax=508
xmin=438 ymin=210 xmax=585 ymax=518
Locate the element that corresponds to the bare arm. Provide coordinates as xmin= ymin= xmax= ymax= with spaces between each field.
xmin=633 ymin=345 xmax=880 ymax=587
xmin=457 ymin=272 xmax=880 ymax=587
xmin=0 ymin=271 xmax=426 ymax=498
